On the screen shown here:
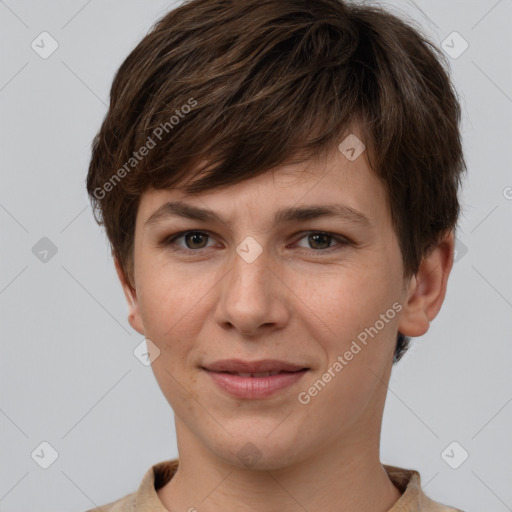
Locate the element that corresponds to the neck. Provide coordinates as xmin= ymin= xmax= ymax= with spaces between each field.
xmin=157 ymin=420 xmax=401 ymax=512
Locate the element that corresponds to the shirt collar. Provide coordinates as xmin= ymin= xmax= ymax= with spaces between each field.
xmin=130 ymin=459 xmax=459 ymax=512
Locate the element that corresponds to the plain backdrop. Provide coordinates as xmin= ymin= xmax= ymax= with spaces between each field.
xmin=1 ymin=1 xmax=511 ymax=511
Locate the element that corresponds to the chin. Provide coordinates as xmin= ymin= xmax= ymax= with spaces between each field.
xmin=207 ymin=429 xmax=312 ymax=472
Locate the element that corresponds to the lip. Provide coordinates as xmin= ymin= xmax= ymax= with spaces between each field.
xmin=202 ymin=359 xmax=309 ymax=399
xmin=203 ymin=359 xmax=307 ymax=373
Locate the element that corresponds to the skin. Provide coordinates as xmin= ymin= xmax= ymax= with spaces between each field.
xmin=115 ymin=135 xmax=454 ymax=512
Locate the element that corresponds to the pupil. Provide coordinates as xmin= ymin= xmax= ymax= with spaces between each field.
xmin=310 ymin=233 xmax=330 ymax=250
xmin=187 ymin=232 xmax=206 ymax=249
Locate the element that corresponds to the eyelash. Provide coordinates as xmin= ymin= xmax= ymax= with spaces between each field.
xmin=161 ymin=230 xmax=350 ymax=256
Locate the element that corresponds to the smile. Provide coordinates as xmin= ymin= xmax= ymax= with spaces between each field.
xmin=202 ymin=360 xmax=309 ymax=399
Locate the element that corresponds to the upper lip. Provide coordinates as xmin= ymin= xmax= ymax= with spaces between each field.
xmin=203 ymin=359 xmax=308 ymax=373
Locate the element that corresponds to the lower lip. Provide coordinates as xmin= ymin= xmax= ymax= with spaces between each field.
xmin=205 ymin=369 xmax=308 ymax=399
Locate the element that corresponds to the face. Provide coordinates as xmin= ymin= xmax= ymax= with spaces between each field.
xmin=117 ymin=140 xmax=428 ymax=470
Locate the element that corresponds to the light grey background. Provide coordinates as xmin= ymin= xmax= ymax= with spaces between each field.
xmin=1 ymin=1 xmax=511 ymax=511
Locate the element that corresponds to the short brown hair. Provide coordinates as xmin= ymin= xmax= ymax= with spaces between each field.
xmin=86 ymin=0 xmax=466 ymax=363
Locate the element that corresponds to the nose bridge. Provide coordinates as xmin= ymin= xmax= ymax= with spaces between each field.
xmin=215 ymin=235 xmax=286 ymax=334
xmin=229 ymin=236 xmax=271 ymax=302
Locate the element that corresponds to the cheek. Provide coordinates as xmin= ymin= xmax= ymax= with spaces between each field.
xmin=296 ymin=302 xmax=399 ymax=440
xmin=137 ymin=268 xmax=207 ymax=410
xmin=136 ymin=260 xmax=212 ymax=336
xmin=304 ymin=262 xmax=401 ymax=414
xmin=306 ymin=261 xmax=398 ymax=340
xmin=134 ymin=275 xmax=201 ymax=391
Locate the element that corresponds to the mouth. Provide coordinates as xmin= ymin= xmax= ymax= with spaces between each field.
xmin=219 ymin=370 xmax=300 ymax=377
xmin=202 ymin=359 xmax=309 ymax=399
xmin=203 ymin=359 xmax=308 ymax=374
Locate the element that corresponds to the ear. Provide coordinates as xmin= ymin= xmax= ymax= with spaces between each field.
xmin=114 ymin=254 xmax=145 ymax=336
xmin=397 ymin=230 xmax=455 ymax=337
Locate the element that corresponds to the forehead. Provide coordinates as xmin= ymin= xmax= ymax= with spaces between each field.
xmin=136 ymin=139 xmax=389 ymax=232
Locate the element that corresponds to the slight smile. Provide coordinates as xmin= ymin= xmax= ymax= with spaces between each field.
xmin=202 ymin=359 xmax=310 ymax=399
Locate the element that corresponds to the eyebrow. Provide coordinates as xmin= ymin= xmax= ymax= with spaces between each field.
xmin=144 ymin=200 xmax=371 ymax=230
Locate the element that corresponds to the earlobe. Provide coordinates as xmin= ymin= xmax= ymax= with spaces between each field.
xmin=114 ymin=255 xmax=145 ymax=336
xmin=397 ymin=231 xmax=455 ymax=338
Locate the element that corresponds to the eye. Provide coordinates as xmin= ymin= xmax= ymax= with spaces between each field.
xmin=293 ymin=232 xmax=350 ymax=253
xmin=163 ymin=231 xmax=216 ymax=254
xmin=162 ymin=230 xmax=349 ymax=255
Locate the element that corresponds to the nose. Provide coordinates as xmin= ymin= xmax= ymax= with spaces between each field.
xmin=214 ymin=243 xmax=290 ymax=337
